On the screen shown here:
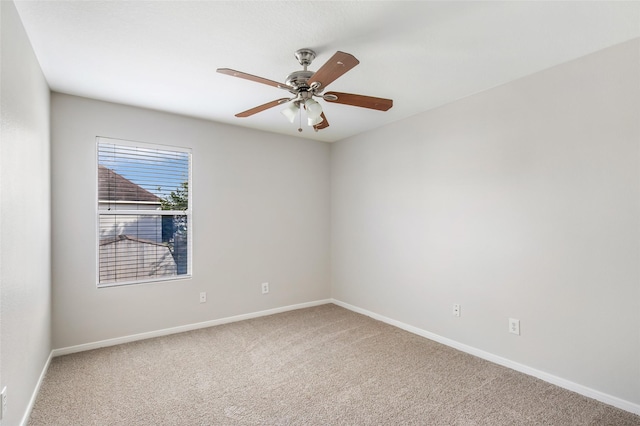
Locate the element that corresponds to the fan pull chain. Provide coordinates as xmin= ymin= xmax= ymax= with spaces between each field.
xmin=298 ymin=106 xmax=303 ymax=132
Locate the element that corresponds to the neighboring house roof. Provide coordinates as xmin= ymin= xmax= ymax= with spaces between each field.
xmin=98 ymin=165 xmax=161 ymax=203
xmin=99 ymin=234 xmax=177 ymax=283
xmin=99 ymin=234 xmax=167 ymax=247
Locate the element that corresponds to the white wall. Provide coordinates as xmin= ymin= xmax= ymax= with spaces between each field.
xmin=0 ymin=2 xmax=52 ymax=425
xmin=331 ymin=39 xmax=640 ymax=407
xmin=51 ymin=93 xmax=331 ymax=348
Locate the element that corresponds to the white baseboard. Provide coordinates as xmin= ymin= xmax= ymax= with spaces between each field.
xmin=52 ymin=299 xmax=332 ymax=357
xmin=331 ymin=299 xmax=640 ymax=416
xmin=20 ymin=350 xmax=53 ymax=426
xmin=31 ymin=298 xmax=640 ymax=419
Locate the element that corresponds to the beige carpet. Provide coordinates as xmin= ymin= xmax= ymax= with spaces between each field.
xmin=29 ymin=304 xmax=639 ymax=425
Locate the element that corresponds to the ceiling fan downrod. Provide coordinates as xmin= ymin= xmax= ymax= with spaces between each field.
xmin=285 ymin=49 xmax=319 ymax=94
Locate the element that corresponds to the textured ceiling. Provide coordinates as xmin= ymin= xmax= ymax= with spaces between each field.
xmin=13 ymin=1 xmax=640 ymax=143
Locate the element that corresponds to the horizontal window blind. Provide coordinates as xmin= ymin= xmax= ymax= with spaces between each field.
xmin=97 ymin=137 xmax=191 ymax=286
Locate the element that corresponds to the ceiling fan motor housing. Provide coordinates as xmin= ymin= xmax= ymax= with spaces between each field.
xmin=285 ymin=70 xmax=314 ymax=91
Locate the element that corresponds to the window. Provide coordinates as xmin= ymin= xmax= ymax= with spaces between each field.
xmin=97 ymin=137 xmax=191 ymax=287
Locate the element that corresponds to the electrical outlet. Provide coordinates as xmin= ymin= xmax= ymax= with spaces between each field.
xmin=509 ymin=318 xmax=520 ymax=335
xmin=261 ymin=282 xmax=269 ymax=294
xmin=1 ymin=386 xmax=7 ymax=422
xmin=452 ymin=304 xmax=460 ymax=317
xmin=199 ymin=292 xmax=206 ymax=303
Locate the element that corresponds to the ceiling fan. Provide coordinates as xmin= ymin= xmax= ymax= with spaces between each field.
xmin=217 ymin=49 xmax=393 ymax=132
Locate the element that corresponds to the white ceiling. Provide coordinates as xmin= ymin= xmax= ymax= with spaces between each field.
xmin=13 ymin=1 xmax=640 ymax=143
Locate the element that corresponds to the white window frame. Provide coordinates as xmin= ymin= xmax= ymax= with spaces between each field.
xmin=96 ymin=136 xmax=192 ymax=288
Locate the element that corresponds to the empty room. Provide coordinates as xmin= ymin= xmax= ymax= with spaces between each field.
xmin=2 ymin=1 xmax=639 ymax=424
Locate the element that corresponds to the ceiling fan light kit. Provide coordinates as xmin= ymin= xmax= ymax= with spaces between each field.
xmin=217 ymin=48 xmax=393 ymax=132
xmin=305 ymin=98 xmax=323 ymax=119
xmin=308 ymin=115 xmax=324 ymax=127
xmin=281 ymin=102 xmax=299 ymax=123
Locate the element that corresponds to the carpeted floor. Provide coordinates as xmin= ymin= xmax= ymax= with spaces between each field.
xmin=29 ymin=304 xmax=640 ymax=425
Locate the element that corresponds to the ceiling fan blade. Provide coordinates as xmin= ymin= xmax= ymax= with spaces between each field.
xmin=323 ymin=92 xmax=393 ymax=111
xmin=307 ymin=51 xmax=359 ymax=91
xmin=217 ymin=68 xmax=294 ymax=91
xmin=313 ymin=112 xmax=330 ymax=130
xmin=235 ymin=98 xmax=291 ymax=118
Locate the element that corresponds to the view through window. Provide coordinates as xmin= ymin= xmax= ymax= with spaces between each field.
xmin=97 ymin=137 xmax=191 ymax=286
